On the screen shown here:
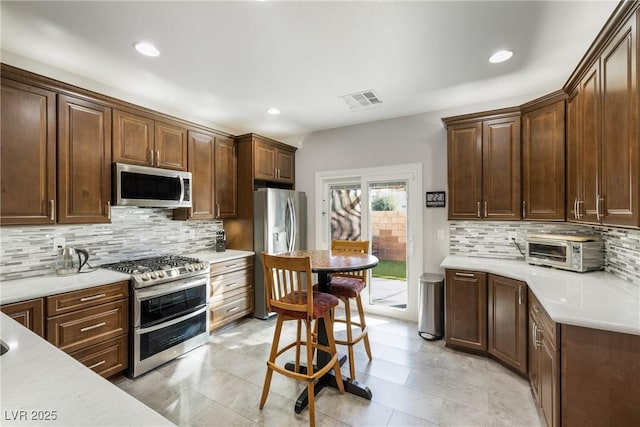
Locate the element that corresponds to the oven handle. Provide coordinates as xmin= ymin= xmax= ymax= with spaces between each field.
xmin=135 ymin=276 xmax=209 ymax=301
xmin=136 ymin=305 xmax=207 ymax=335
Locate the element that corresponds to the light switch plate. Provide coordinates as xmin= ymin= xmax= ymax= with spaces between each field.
xmin=437 ymin=229 xmax=445 ymax=240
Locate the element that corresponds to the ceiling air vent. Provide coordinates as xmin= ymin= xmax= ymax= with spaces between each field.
xmin=339 ymin=90 xmax=383 ymax=111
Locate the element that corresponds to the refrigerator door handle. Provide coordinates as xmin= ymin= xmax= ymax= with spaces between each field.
xmin=287 ymin=197 xmax=297 ymax=252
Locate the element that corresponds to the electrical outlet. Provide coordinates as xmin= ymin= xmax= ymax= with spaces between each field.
xmin=437 ymin=229 xmax=445 ymax=240
xmin=508 ymin=231 xmax=517 ymax=241
xmin=53 ymin=236 xmax=65 ymax=250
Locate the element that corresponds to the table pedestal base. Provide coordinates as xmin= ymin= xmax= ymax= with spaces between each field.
xmin=284 ymin=355 xmax=373 ymax=414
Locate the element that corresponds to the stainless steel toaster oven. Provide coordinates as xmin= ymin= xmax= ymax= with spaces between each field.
xmin=525 ymin=234 xmax=604 ymax=272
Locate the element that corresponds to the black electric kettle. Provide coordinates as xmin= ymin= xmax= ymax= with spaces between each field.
xmin=55 ymin=247 xmax=90 ymax=276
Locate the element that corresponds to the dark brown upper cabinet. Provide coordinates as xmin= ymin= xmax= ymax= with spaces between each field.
xmin=0 ymin=78 xmax=57 ymax=225
xmin=444 ymin=110 xmax=521 ymax=220
xmin=521 ymin=96 xmax=566 ymax=221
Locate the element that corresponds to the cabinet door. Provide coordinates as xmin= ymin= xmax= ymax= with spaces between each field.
xmin=566 ymin=88 xmax=581 ymax=221
xmin=445 ymin=270 xmax=487 ymax=352
xmin=447 ymin=122 xmax=483 ymax=219
xmin=482 ymin=116 xmax=521 ymax=220
xmin=112 ymin=109 xmax=154 ymax=167
xmin=539 ymin=333 xmax=559 ymax=427
xmin=0 ymin=80 xmax=56 ymax=225
xmin=1 ymin=298 xmax=45 ymax=337
xmin=601 ymin=15 xmax=638 ymax=227
xmin=155 ymin=120 xmax=187 ymax=171
xmin=188 ymin=130 xmax=216 ymax=219
xmin=254 ymin=138 xmax=277 ymax=181
xmin=276 ymin=148 xmax=295 ymax=184
xmin=214 ymin=136 xmax=237 ymax=218
xmin=57 ymin=95 xmax=112 ymax=224
xmin=528 ymin=313 xmax=540 ymax=403
xmin=487 ymin=275 xmax=527 ymax=374
xmin=577 ymin=63 xmax=601 ymax=223
xmin=522 ymin=101 xmax=565 ymax=220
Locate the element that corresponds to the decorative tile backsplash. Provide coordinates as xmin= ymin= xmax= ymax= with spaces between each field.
xmin=0 ymin=207 xmax=223 ymax=281
xmin=449 ymin=221 xmax=640 ymax=284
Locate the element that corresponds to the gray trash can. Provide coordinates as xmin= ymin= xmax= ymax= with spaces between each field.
xmin=418 ymin=273 xmax=444 ymax=341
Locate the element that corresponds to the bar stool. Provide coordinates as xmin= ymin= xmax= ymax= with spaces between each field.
xmin=327 ymin=239 xmax=373 ymax=380
xmin=259 ymin=253 xmax=344 ymax=427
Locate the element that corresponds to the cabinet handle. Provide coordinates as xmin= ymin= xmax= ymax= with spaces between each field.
xmin=216 ymin=203 xmax=220 ymax=218
xmin=518 ymin=286 xmax=523 ymax=305
xmin=484 ymin=201 xmax=488 ymax=218
xmin=80 ymin=322 xmax=107 ymax=333
xmin=476 ymin=202 xmax=481 ymax=218
xmin=50 ymin=199 xmax=55 ymax=221
xmin=156 ymin=151 xmax=160 ymax=167
xmin=107 ymin=200 xmax=111 ymax=220
xmin=532 ymin=323 xmax=538 ymax=349
xmin=80 ymin=293 xmax=107 ymax=302
xmin=149 ymin=149 xmax=154 ymax=165
xmin=596 ymin=195 xmax=604 ymax=221
xmin=576 ymin=199 xmax=584 ymax=219
xmin=522 ymin=201 xmax=526 ymax=218
xmin=227 ymin=306 xmax=239 ymax=313
xmin=534 ymin=324 xmax=542 ymax=349
xmin=573 ymin=198 xmax=578 ymax=219
xmin=533 ymin=305 xmax=541 ymax=314
xmin=88 ymin=360 xmax=106 ymax=370
xmin=455 ymin=272 xmax=475 ymax=277
xmin=225 ymin=282 xmax=237 ymax=287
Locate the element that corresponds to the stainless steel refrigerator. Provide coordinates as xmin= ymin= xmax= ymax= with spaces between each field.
xmin=253 ymin=188 xmax=307 ymax=319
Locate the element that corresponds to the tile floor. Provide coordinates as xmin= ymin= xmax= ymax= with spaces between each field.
xmin=113 ymin=312 xmax=542 ymax=426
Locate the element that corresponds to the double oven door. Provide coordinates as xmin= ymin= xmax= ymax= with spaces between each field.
xmin=131 ymin=274 xmax=209 ymax=378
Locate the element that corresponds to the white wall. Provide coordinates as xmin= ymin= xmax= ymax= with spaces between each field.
xmin=294 ymin=95 xmax=535 ymax=274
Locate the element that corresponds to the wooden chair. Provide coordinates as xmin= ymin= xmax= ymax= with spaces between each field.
xmin=259 ymin=253 xmax=344 ymax=427
xmin=327 ymin=239 xmax=373 ymax=380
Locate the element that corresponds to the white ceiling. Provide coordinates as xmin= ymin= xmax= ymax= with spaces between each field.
xmin=1 ymin=1 xmax=618 ymax=142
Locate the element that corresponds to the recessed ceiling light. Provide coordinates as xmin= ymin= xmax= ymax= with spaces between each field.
xmin=134 ymin=42 xmax=160 ymax=57
xmin=266 ymin=107 xmax=281 ymax=115
xmin=489 ymin=50 xmax=513 ymax=64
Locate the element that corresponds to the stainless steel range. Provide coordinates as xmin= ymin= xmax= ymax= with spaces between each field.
xmin=103 ymin=255 xmax=210 ymax=378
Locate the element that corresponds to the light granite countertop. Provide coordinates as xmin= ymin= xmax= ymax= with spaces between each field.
xmin=441 ymin=255 xmax=640 ymax=336
xmin=0 ymin=249 xmax=254 ymax=306
xmin=0 ymin=313 xmax=174 ymax=426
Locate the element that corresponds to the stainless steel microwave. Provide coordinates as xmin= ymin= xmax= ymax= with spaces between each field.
xmin=113 ymin=163 xmax=192 ymax=208
xmin=525 ymin=234 xmax=604 ymax=272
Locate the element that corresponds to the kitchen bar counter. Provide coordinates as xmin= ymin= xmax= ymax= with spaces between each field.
xmin=440 ymin=255 xmax=640 ymax=336
xmin=0 ymin=313 xmax=174 ymax=426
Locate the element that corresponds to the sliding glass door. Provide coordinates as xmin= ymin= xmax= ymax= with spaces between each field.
xmin=317 ymin=164 xmax=422 ymax=321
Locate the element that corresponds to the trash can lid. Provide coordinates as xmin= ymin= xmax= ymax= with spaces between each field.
xmin=420 ymin=273 xmax=444 ymax=283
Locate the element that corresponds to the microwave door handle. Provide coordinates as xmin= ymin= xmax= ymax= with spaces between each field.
xmin=179 ymin=176 xmax=185 ymax=203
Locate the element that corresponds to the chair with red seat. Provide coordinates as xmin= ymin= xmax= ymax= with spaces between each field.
xmin=327 ymin=239 xmax=373 ymax=380
xmin=259 ymin=252 xmax=344 ymax=427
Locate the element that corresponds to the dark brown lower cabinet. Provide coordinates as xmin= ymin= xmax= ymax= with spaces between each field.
xmin=488 ymin=274 xmax=527 ymax=374
xmin=445 ymin=270 xmax=487 ymax=352
xmin=1 ymin=298 xmax=45 ymax=337
xmin=561 ymin=325 xmax=640 ymax=427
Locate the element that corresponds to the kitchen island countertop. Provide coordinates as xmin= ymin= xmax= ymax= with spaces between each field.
xmin=441 ymin=255 xmax=640 ymax=336
xmin=0 ymin=312 xmax=174 ymax=426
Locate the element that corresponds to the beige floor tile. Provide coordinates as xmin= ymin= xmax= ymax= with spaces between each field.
xmin=115 ymin=314 xmax=543 ymax=427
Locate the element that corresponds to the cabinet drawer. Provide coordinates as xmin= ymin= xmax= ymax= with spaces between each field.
xmin=47 ymin=300 xmax=128 ymax=354
xmin=529 ymin=290 xmax=557 ymax=348
xmin=47 ymin=281 xmax=129 ymax=316
xmin=211 ymin=269 xmax=253 ymax=302
xmin=210 ymin=291 xmax=253 ymax=331
xmin=210 ymin=256 xmax=254 ymax=276
xmin=70 ymin=334 xmax=128 ymax=378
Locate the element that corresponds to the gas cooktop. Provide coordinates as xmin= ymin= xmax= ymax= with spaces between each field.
xmin=102 ymin=255 xmax=209 ymax=288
